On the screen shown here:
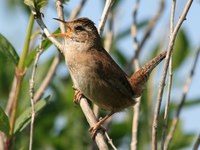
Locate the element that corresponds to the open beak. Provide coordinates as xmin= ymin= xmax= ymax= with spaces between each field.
xmin=51 ymin=18 xmax=73 ymax=37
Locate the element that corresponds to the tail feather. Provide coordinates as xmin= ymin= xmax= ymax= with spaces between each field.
xmin=129 ymin=51 xmax=167 ymax=98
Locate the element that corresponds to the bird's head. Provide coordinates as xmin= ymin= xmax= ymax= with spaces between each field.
xmin=52 ymin=18 xmax=101 ymax=48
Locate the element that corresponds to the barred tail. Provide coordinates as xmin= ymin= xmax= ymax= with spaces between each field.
xmin=129 ymin=51 xmax=167 ymax=98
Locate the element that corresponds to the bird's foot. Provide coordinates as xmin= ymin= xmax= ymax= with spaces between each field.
xmin=89 ymin=123 xmax=106 ymax=140
xmin=72 ymin=86 xmax=84 ymax=104
xmin=89 ymin=112 xmax=114 ymax=139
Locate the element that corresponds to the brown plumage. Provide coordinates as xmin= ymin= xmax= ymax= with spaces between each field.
xmin=53 ymin=17 xmax=167 ymax=138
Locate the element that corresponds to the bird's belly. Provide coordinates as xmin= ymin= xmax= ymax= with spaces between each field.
xmin=65 ymin=54 xmax=135 ymax=112
xmin=71 ymin=69 xmax=135 ymax=112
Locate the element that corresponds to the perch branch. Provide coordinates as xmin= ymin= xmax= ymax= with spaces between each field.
xmin=164 ymin=48 xmax=200 ymax=150
xmin=152 ymin=0 xmax=193 ymax=149
xmin=161 ymin=0 xmax=176 ymax=149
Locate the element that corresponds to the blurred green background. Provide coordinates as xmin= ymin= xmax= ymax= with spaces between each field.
xmin=0 ymin=0 xmax=200 ymax=149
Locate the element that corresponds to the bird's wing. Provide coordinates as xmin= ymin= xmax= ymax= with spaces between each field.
xmin=91 ymin=47 xmax=135 ymax=99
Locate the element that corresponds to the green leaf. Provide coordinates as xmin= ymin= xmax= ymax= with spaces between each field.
xmin=173 ymin=29 xmax=189 ymax=70
xmin=24 ymin=0 xmax=47 ymax=14
xmin=37 ymin=0 xmax=47 ymax=8
xmin=0 ymin=33 xmax=19 ymax=66
xmin=14 ymin=95 xmax=50 ymax=134
xmin=0 ymin=106 xmax=10 ymax=137
xmin=24 ymin=0 xmax=35 ymax=10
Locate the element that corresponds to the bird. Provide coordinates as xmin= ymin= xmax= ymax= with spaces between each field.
xmin=52 ymin=17 xmax=167 ymax=139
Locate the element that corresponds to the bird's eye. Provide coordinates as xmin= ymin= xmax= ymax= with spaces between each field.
xmin=75 ymin=26 xmax=84 ymax=31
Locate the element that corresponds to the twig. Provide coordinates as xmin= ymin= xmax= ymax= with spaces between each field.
xmin=152 ymin=0 xmax=193 ymax=150
xmin=164 ymin=48 xmax=200 ymax=150
xmin=104 ymin=12 xmax=114 ymax=52
xmin=35 ymin=14 xmax=62 ymax=51
xmin=55 ymin=0 xmax=66 ymax=33
xmin=69 ymin=0 xmax=87 ymax=20
xmin=193 ymin=134 xmax=200 ymax=150
xmin=105 ymin=132 xmax=117 ymax=150
xmin=161 ymin=0 xmax=176 ymax=149
xmin=130 ymin=0 xmax=141 ymax=150
xmin=29 ymin=33 xmax=44 ymax=150
xmin=98 ymin=0 xmax=114 ymax=36
xmin=79 ymin=98 xmax=109 ymax=150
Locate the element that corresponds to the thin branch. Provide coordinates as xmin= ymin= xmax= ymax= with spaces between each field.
xmin=105 ymin=132 xmax=117 ymax=150
xmin=161 ymin=0 xmax=176 ymax=149
xmin=79 ymin=98 xmax=109 ymax=150
xmin=29 ymin=33 xmax=44 ymax=150
xmin=98 ymin=0 xmax=114 ymax=36
xmin=55 ymin=0 xmax=66 ymax=33
xmin=104 ymin=12 xmax=114 ymax=52
xmin=130 ymin=0 xmax=141 ymax=150
xmin=152 ymin=0 xmax=193 ymax=149
xmin=35 ymin=14 xmax=62 ymax=51
xmin=193 ymin=134 xmax=200 ymax=150
xmin=164 ymin=48 xmax=200 ymax=150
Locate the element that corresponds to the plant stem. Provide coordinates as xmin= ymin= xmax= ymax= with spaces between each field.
xmin=9 ymin=13 xmax=34 ymax=138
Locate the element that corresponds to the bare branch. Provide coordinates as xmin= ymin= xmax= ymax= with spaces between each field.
xmin=98 ymin=0 xmax=114 ymax=36
xmin=161 ymin=0 xmax=176 ymax=149
xmin=164 ymin=48 xmax=200 ymax=150
xmin=35 ymin=14 xmax=63 ymax=52
xmin=29 ymin=33 xmax=44 ymax=150
xmin=55 ymin=0 xmax=66 ymax=33
xmin=152 ymin=0 xmax=193 ymax=149
xmin=130 ymin=1 xmax=141 ymax=150
xmin=79 ymin=98 xmax=109 ymax=150
xmin=105 ymin=132 xmax=117 ymax=150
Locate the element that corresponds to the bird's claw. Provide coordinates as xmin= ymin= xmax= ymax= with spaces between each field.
xmin=89 ymin=124 xmax=106 ymax=140
xmin=72 ymin=86 xmax=83 ymax=104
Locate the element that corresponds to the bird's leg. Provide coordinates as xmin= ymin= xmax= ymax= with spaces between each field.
xmin=89 ymin=111 xmax=114 ymax=139
xmin=72 ymin=86 xmax=84 ymax=104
